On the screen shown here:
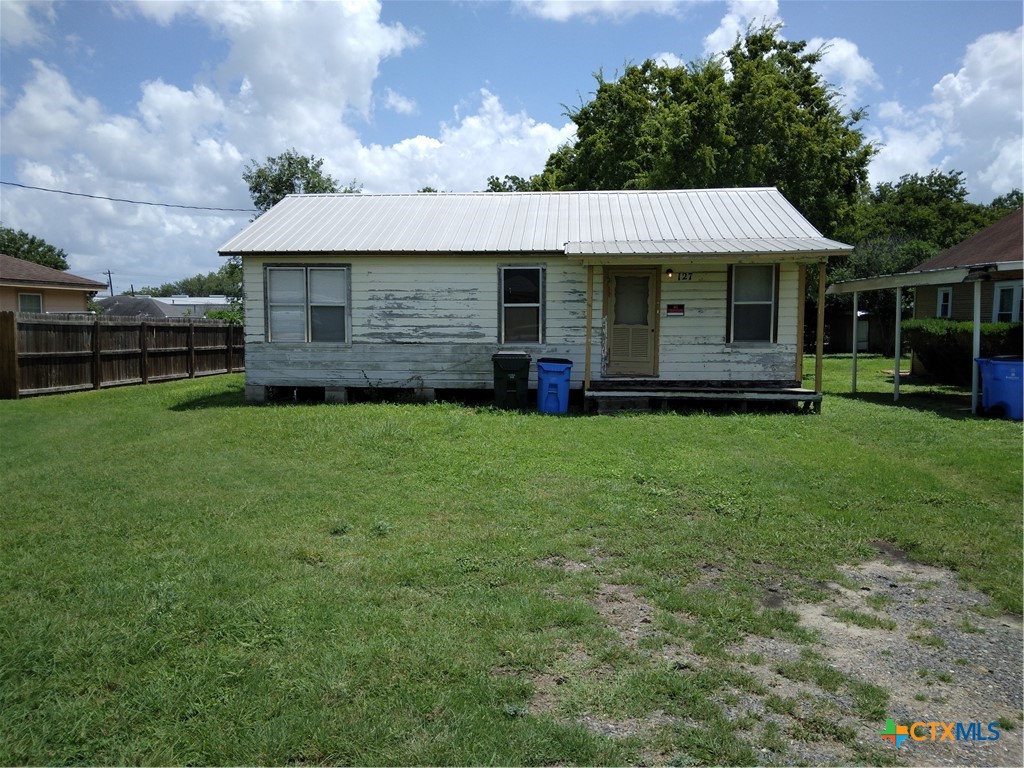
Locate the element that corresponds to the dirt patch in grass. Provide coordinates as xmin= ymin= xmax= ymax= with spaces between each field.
xmin=531 ymin=548 xmax=1023 ymax=767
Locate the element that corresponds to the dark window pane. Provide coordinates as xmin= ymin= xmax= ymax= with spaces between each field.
xmin=734 ymin=265 xmax=774 ymax=302
xmin=19 ymin=294 xmax=42 ymax=313
xmin=504 ymin=306 xmax=539 ymax=342
xmin=614 ymin=276 xmax=649 ymax=325
xmin=503 ymin=268 xmax=540 ymax=304
xmin=311 ymin=305 xmax=346 ymax=341
xmin=733 ymin=305 xmax=772 ymax=342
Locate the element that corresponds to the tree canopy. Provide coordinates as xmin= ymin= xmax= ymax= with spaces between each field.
xmin=137 ymin=261 xmax=241 ymax=298
xmin=0 ymin=225 xmax=70 ymax=270
xmin=522 ymin=25 xmax=876 ymax=237
xmin=243 ymin=148 xmax=358 ymax=216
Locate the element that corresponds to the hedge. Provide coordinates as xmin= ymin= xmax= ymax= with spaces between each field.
xmin=902 ymin=318 xmax=1022 ymax=385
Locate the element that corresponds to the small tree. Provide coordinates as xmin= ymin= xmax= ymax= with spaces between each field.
xmin=0 ymin=225 xmax=70 ymax=270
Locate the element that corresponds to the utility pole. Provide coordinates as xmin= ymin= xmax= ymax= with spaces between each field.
xmin=103 ymin=270 xmax=114 ymax=296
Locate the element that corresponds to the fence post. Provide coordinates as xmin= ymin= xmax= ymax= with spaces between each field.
xmin=140 ymin=321 xmax=149 ymax=384
xmin=225 ymin=323 xmax=233 ymax=374
xmin=92 ymin=318 xmax=102 ymax=390
xmin=0 ymin=311 xmax=20 ymax=399
xmin=188 ymin=319 xmax=195 ymax=378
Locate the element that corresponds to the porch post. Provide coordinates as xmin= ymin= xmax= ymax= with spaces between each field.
xmin=851 ymin=291 xmax=858 ymax=394
xmin=814 ymin=261 xmax=826 ymax=395
xmin=972 ymin=279 xmax=982 ymax=414
xmin=796 ymin=264 xmax=806 ymax=383
xmin=584 ymin=264 xmax=594 ymax=393
xmin=893 ymin=288 xmax=902 ymax=402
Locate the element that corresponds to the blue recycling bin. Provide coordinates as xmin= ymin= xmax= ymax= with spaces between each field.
xmin=976 ymin=356 xmax=1023 ymax=421
xmin=537 ymin=357 xmax=573 ymax=414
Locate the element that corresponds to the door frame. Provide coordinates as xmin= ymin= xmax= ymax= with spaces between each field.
xmin=603 ymin=266 xmax=660 ymax=377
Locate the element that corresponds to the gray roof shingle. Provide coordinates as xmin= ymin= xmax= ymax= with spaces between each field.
xmin=0 ymin=253 xmax=107 ymax=289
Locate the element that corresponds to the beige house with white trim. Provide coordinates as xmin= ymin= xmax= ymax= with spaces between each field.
xmin=0 ymin=254 xmax=106 ymax=313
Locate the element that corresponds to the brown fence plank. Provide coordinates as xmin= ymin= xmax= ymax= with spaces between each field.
xmin=7 ymin=314 xmax=242 ymax=398
xmin=0 ymin=311 xmax=19 ymax=400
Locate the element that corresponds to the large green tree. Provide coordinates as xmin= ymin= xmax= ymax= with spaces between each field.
xmin=0 ymin=225 xmax=70 ymax=270
xmin=242 ymin=148 xmax=358 ymax=216
xmin=528 ymin=25 xmax=876 ymax=236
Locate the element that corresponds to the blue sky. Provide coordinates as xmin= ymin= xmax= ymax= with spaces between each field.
xmin=1 ymin=0 xmax=1021 ymax=291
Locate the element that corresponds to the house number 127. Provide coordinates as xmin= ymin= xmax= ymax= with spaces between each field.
xmin=677 ymin=272 xmax=694 ymax=281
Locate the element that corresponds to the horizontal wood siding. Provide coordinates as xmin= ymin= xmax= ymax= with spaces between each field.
xmin=243 ymin=256 xmax=801 ymax=390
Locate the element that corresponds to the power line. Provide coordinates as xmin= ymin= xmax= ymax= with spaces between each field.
xmin=0 ymin=180 xmax=256 ymax=213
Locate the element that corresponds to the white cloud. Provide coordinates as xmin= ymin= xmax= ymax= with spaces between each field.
xmin=867 ymin=26 xmax=1023 ymax=199
xmin=704 ymin=0 xmax=779 ymax=56
xmin=383 ymin=87 xmax=417 ymax=115
xmin=0 ymin=3 xmax=575 ymax=288
xmin=653 ymin=51 xmax=685 ymax=69
xmin=521 ymin=0 xmax=686 ymax=22
xmin=355 ymin=90 xmax=575 ymax=193
xmin=0 ymin=0 xmax=55 ymax=47
xmin=808 ymin=36 xmax=880 ymax=110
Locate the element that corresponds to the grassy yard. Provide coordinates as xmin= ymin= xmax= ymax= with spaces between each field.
xmin=1 ymin=355 xmax=1020 ymax=765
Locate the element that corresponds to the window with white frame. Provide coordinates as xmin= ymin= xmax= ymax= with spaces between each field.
xmin=992 ymin=282 xmax=1022 ymax=323
xmin=935 ymin=286 xmax=953 ymax=319
xmin=729 ymin=264 xmax=776 ymax=343
xmin=499 ymin=266 xmax=544 ymax=343
xmin=266 ymin=266 xmax=348 ymax=342
xmin=18 ymin=293 xmax=42 ymax=313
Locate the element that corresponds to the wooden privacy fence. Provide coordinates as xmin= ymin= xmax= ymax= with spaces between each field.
xmin=0 ymin=312 xmax=244 ymax=399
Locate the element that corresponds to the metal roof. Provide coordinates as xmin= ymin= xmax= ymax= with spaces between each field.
xmin=218 ymin=188 xmax=852 ymax=257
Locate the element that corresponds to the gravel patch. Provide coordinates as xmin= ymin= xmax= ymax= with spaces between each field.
xmin=531 ymin=548 xmax=1023 ymax=766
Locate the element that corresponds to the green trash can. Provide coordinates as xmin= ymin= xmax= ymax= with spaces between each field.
xmin=492 ymin=351 xmax=531 ymax=410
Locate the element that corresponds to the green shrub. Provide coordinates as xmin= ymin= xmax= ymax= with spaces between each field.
xmin=903 ymin=318 xmax=1022 ymax=385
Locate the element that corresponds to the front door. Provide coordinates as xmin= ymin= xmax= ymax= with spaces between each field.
xmin=606 ymin=268 xmax=658 ymax=376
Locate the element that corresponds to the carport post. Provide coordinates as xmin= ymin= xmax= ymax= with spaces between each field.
xmin=972 ymin=279 xmax=982 ymax=414
xmin=893 ymin=288 xmax=902 ymax=402
xmin=851 ymin=291 xmax=858 ymax=394
xmin=815 ymin=261 xmax=826 ymax=395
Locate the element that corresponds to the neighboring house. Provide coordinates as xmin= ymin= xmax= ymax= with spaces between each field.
xmin=0 ymin=253 xmax=106 ymax=313
xmin=97 ymin=295 xmax=189 ymax=318
xmin=911 ymin=209 xmax=1023 ymax=324
xmin=97 ymin=295 xmax=234 ymax=318
xmin=826 ymin=208 xmax=1023 ymax=409
xmin=219 ymin=189 xmax=852 ymax=406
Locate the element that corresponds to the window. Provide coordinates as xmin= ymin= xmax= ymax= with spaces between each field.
xmin=18 ymin=293 xmax=42 ymax=313
xmin=500 ymin=266 xmax=544 ymax=343
xmin=936 ymin=287 xmax=953 ymax=319
xmin=267 ymin=266 xmax=348 ymax=342
xmin=729 ymin=264 xmax=777 ymax=343
xmin=993 ymin=282 xmax=1022 ymax=323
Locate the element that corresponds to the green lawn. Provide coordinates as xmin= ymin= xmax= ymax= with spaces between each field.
xmin=1 ymin=356 xmax=1020 ymax=765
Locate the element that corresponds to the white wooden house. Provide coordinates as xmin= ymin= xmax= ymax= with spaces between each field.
xmin=218 ymin=188 xmax=851 ymax=408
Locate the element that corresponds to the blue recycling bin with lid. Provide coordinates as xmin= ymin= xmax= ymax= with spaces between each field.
xmin=976 ymin=356 xmax=1023 ymax=421
xmin=537 ymin=357 xmax=573 ymax=414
